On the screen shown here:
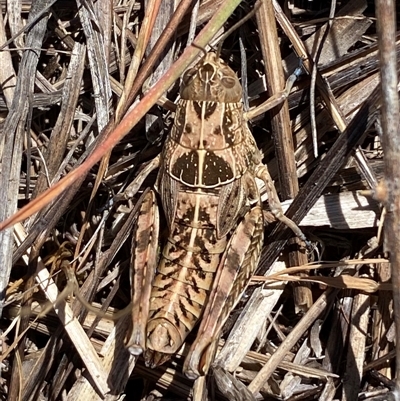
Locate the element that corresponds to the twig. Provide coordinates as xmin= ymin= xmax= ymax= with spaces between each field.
xmin=375 ymin=0 xmax=400 ymax=397
xmin=310 ymin=0 xmax=337 ymax=158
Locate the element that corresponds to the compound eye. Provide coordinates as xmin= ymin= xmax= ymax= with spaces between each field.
xmin=182 ymin=68 xmax=197 ymax=86
xmin=221 ymin=77 xmax=237 ymax=88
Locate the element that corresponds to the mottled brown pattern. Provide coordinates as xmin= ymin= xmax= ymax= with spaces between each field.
xmin=128 ymin=52 xmax=279 ymax=377
xmin=143 ymin=53 xmax=266 ymax=365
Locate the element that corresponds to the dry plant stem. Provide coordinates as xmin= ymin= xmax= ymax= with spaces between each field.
xmin=47 ymin=203 xmax=140 ymax=399
xmin=117 ymin=2 xmax=135 ymax=84
xmin=342 ymin=292 xmax=370 ymax=401
xmin=372 ymin=262 xmax=392 ymax=377
xmin=284 ymin=191 xmax=380 ymax=230
xmin=187 ymin=0 xmax=200 ymax=45
xmin=6 ymin=0 xmax=24 ymax=51
xmin=256 ymin=0 xmax=311 ymax=311
xmin=0 ymin=10 xmax=16 ymax=107
xmin=9 ymin=249 xmax=38 ymax=400
xmin=47 ymin=271 xmax=120 ymax=400
xmin=36 ymin=264 xmax=109 ymax=396
xmin=310 ymin=0 xmax=337 ymax=158
xmin=375 ymin=0 xmax=400 ymax=395
xmin=365 ymin=349 xmax=396 ymax=374
xmin=274 ymin=0 xmax=375 ymax=192
xmin=19 ymin=44 xmax=86 ymax=308
xmin=213 ymin=366 xmax=256 ymax=401
xmin=14 ymin=116 xmax=92 ymax=264
xmin=354 ymin=147 xmax=378 ymax=189
xmin=13 ymin=224 xmax=109 ymax=396
xmin=0 ymin=0 xmax=51 ymax=324
xmin=272 ymin=0 xmax=347 ymax=132
xmin=284 ymin=0 xmax=370 ymax=72
xmin=94 ymin=0 xmax=112 ymax=65
xmin=256 ymin=0 xmax=299 ymax=199
xmin=116 ymin=0 xmax=162 ymax=121
xmin=76 ymin=0 xmax=111 ymax=130
xmin=49 ymin=282 xmax=116 ymax=400
xmin=144 ymin=0 xmax=176 ymax=141
xmin=257 ymin=85 xmax=380 ymax=275
xmin=255 ymin=259 xmax=388 ymax=275
xmin=248 ymin=288 xmax=337 ymax=394
xmin=254 ymin=8 xmax=383 ymax=272
xmin=31 ymin=208 xmax=133 ymax=391
xmin=123 ymin=0 xmax=196 ymax=114
xmin=0 ymin=0 xmax=57 ymax=51
xmin=261 ymin=271 xmax=390 ymax=293
xmin=21 ymin=326 xmax=66 ymax=399
xmin=0 ymin=0 xmax=242 ymax=232
xmin=74 ymin=0 xmax=113 ymax=267
xmin=294 ymin=72 xmax=380 ymax=180
xmin=33 ymin=42 xmax=86 ymax=197
xmin=244 ymin=350 xmax=339 ymax=380
xmin=66 ymin=316 xmax=135 ymax=400
xmin=215 ymin=261 xmax=287 ymax=372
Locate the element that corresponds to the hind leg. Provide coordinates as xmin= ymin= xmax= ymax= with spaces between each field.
xmin=183 ymin=205 xmax=264 ymax=379
xmin=126 ymin=189 xmax=159 ymax=356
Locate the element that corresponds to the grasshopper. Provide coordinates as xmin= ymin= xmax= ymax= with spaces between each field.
xmin=126 ymin=51 xmax=307 ymax=379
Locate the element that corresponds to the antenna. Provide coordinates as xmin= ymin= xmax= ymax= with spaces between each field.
xmin=215 ymin=2 xmax=260 ymax=58
xmin=191 ymin=42 xmax=208 ymax=57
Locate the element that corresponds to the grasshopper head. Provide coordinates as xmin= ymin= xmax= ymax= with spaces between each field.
xmin=180 ymin=52 xmax=242 ymax=103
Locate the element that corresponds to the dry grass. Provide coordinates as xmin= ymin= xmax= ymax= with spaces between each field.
xmin=0 ymin=0 xmax=395 ymax=400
